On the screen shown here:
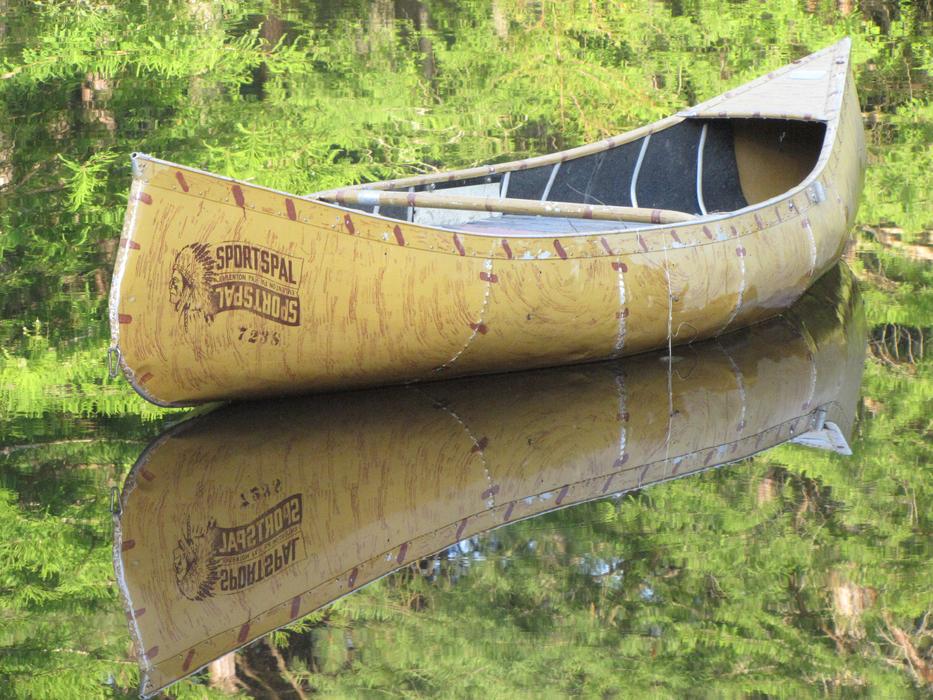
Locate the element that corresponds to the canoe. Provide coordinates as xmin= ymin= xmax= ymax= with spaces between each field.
xmin=113 ymin=264 xmax=865 ymax=697
xmin=109 ymin=39 xmax=864 ymax=405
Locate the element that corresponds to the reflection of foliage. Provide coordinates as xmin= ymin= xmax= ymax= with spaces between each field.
xmin=0 ymin=0 xmax=929 ymax=697
xmin=0 ymin=321 xmax=176 ymax=420
xmin=853 ymin=235 xmax=933 ymax=375
xmin=57 ymin=152 xmax=118 ymax=213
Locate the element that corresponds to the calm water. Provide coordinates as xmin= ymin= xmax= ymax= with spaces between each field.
xmin=1 ymin=1 xmax=930 ymax=698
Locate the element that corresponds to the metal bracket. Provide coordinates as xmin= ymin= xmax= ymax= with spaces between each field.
xmin=109 ymin=486 xmax=121 ymax=516
xmin=807 ymin=181 xmax=826 ymax=205
xmin=107 ymin=346 xmax=121 ymax=379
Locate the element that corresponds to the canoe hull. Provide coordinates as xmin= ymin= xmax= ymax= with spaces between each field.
xmin=110 ymin=41 xmax=864 ymax=405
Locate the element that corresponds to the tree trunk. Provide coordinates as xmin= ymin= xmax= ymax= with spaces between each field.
xmin=209 ymin=652 xmax=239 ymax=693
xmin=0 ymin=129 xmax=11 ymax=190
xmin=253 ymin=13 xmax=285 ymax=99
xmin=492 ymin=1 xmax=509 ymax=39
xmin=416 ymin=3 xmax=436 ymax=84
xmin=188 ymin=1 xmax=223 ymax=121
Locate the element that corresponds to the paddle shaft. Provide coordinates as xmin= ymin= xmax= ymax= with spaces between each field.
xmin=320 ymin=189 xmax=694 ymax=225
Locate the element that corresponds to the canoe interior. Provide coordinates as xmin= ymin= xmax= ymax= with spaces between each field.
xmin=344 ymin=118 xmax=825 ymax=233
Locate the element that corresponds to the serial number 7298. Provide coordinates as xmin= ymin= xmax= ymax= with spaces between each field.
xmin=238 ymin=326 xmax=282 ymax=345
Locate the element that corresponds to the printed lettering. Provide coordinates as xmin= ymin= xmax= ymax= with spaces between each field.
xmin=172 ymin=496 xmax=305 ymax=601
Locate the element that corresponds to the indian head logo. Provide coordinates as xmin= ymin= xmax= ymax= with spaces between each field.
xmin=169 ymin=242 xmax=303 ymax=330
xmin=172 ymin=495 xmax=305 ymax=601
xmin=173 ymin=516 xmax=220 ymax=601
xmin=169 ymin=243 xmax=217 ymax=332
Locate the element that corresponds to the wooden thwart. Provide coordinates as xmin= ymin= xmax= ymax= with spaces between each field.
xmin=320 ymin=189 xmax=694 ymax=225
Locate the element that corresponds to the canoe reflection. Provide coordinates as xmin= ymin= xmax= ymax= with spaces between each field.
xmin=114 ymin=264 xmax=865 ymax=698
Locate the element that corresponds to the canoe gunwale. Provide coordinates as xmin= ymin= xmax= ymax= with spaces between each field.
xmin=124 ymin=79 xmax=849 ymax=253
xmin=128 ymin=129 xmax=836 ymax=249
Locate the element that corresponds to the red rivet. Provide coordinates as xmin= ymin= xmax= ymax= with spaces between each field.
xmin=231 ymin=185 xmax=245 ymax=208
xmin=555 ymin=485 xmax=569 ymax=505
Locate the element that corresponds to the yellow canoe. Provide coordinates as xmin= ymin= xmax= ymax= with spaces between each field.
xmin=109 ymin=39 xmax=864 ymax=405
xmin=113 ymin=265 xmax=865 ymax=697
